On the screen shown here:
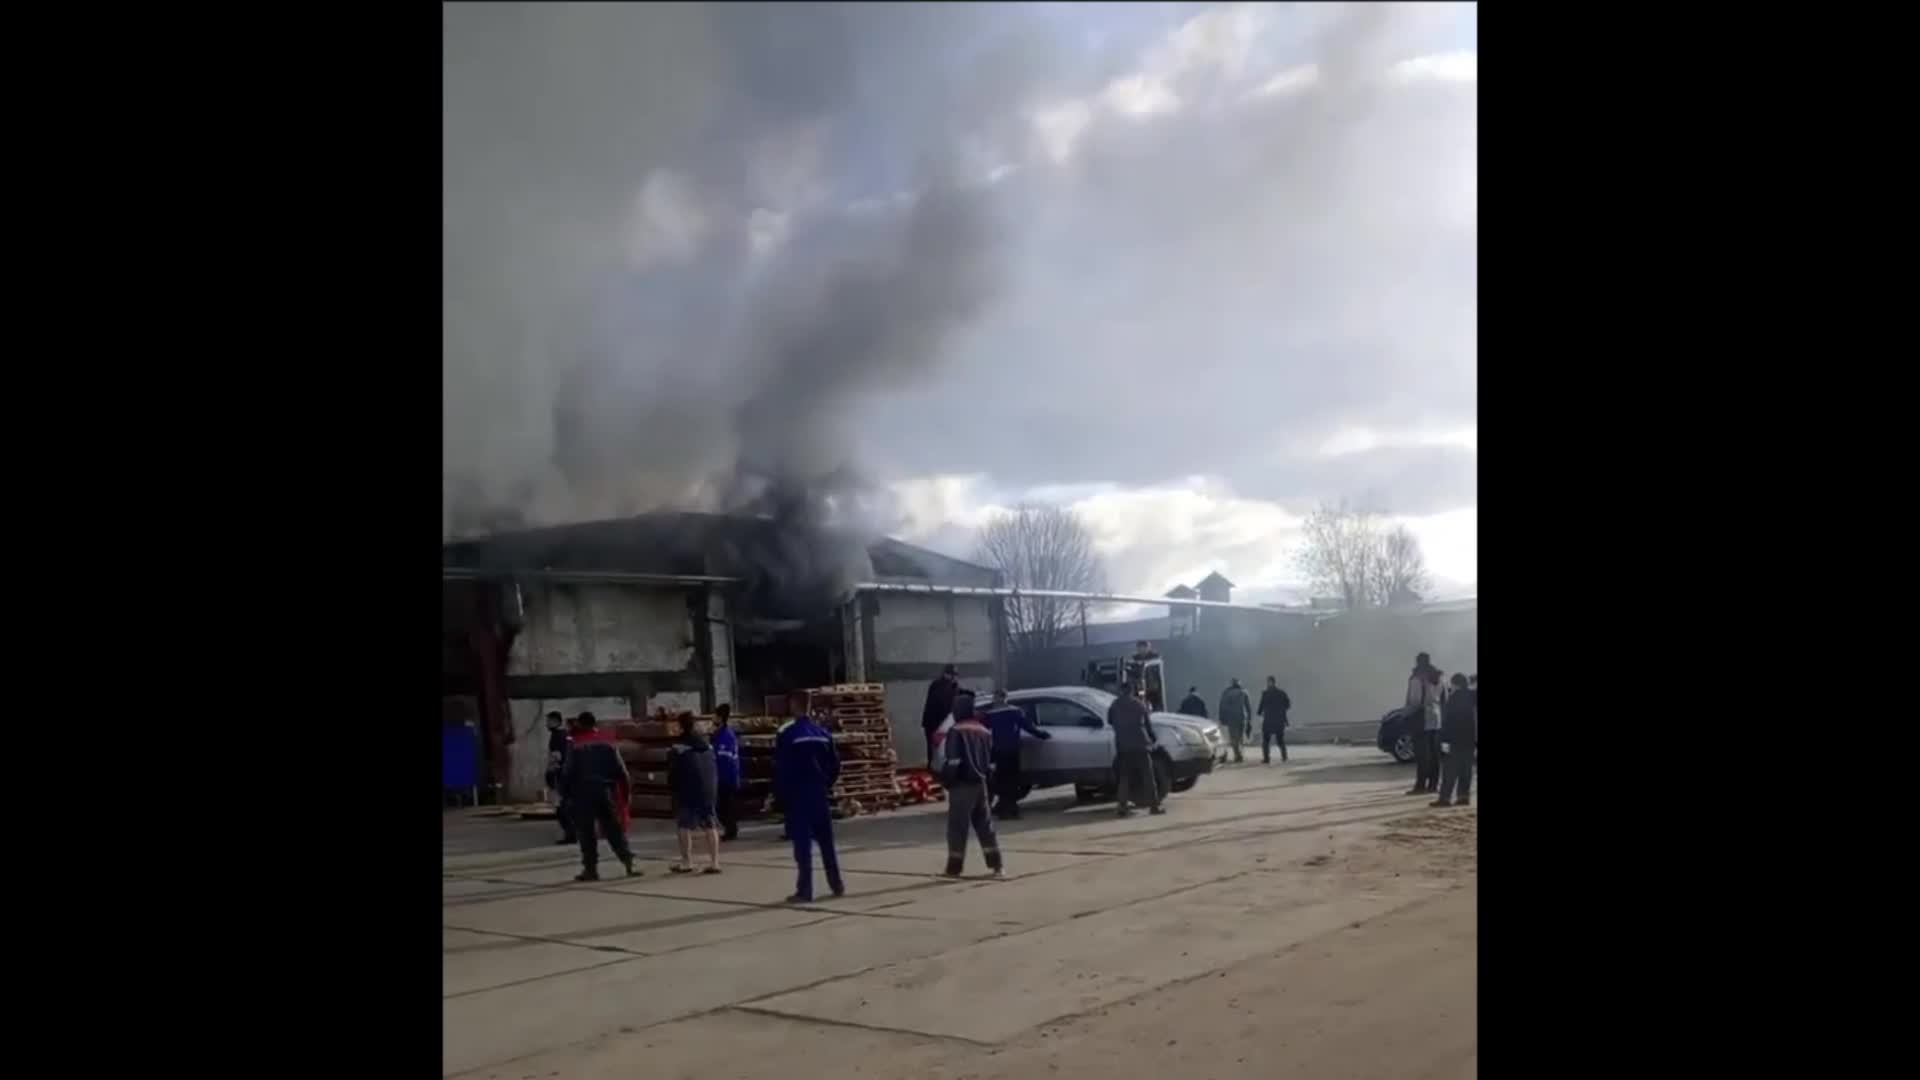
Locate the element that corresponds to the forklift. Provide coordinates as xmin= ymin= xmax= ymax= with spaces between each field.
xmin=1083 ymin=649 xmax=1168 ymax=712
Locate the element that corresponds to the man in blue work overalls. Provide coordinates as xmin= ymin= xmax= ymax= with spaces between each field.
xmin=775 ymin=695 xmax=845 ymax=902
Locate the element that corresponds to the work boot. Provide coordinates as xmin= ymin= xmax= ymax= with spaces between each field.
xmin=574 ymin=869 xmax=600 ymax=882
xmin=943 ymin=855 xmax=964 ymax=877
xmin=1405 ymin=786 xmax=1425 ymax=796
xmin=1149 ymin=806 xmax=1166 ymax=815
xmin=620 ymin=856 xmax=639 ymax=877
xmin=1430 ymin=798 xmax=1452 ymax=808
xmin=785 ymin=893 xmax=811 ymax=904
xmin=831 ymin=883 xmax=847 ymax=897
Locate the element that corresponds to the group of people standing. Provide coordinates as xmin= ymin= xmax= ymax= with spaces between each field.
xmin=537 ymin=699 xmax=814 ymax=883
xmin=1183 ymin=676 xmax=1293 ymax=764
xmin=1402 ymin=652 xmax=1478 ymax=807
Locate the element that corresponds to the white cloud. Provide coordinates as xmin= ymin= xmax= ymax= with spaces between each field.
xmin=746 ymin=208 xmax=789 ymax=259
xmin=1102 ymin=73 xmax=1182 ymax=118
xmin=621 ymin=169 xmax=708 ymax=268
xmin=1389 ymin=49 xmax=1477 ymax=85
xmin=1315 ymin=423 xmax=1477 ymax=458
xmin=888 ymin=473 xmax=1476 ymax=609
xmin=1247 ymin=63 xmax=1320 ymax=99
xmin=1032 ymin=99 xmax=1094 ymax=164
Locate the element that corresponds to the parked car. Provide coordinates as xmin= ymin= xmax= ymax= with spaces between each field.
xmin=1000 ymin=686 xmax=1221 ymax=803
xmin=1376 ymin=707 xmax=1418 ymax=763
xmin=1376 ymin=705 xmax=1477 ymax=765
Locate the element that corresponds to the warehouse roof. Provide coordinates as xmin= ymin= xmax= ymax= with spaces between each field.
xmin=442 ymin=512 xmax=997 ymax=586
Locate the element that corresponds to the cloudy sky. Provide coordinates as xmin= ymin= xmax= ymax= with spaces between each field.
xmin=443 ymin=2 xmax=1477 ymax=607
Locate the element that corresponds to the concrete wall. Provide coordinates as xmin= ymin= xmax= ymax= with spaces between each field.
xmin=1009 ymin=607 xmax=1477 ymax=737
xmin=864 ymin=592 xmax=1001 ymax=766
xmin=507 ymin=584 xmax=694 ymax=676
xmin=505 ymin=696 xmax=631 ymax=802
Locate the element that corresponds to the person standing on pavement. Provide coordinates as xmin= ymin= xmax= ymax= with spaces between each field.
xmin=711 ymin=704 xmax=741 ymax=841
xmin=1404 ymin=655 xmax=1443 ymax=795
xmin=939 ymin=690 xmax=1005 ymax=878
xmin=561 ymin=712 xmax=638 ymax=881
xmin=775 ymin=699 xmax=844 ymax=903
xmin=1256 ymin=676 xmax=1292 ymax=764
xmin=921 ymin=664 xmax=960 ymax=769
xmin=1433 ymin=673 xmax=1477 ymax=807
xmin=1217 ymin=678 xmax=1252 ymax=763
xmin=984 ymin=688 xmax=1050 ymax=819
xmin=1108 ymin=682 xmax=1163 ymax=817
xmin=667 ymin=713 xmax=722 ymax=875
xmin=545 ymin=711 xmax=576 ymax=845
xmin=1177 ymin=686 xmax=1208 ymax=717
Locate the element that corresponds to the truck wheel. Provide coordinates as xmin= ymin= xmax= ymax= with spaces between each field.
xmin=1171 ymin=776 xmax=1198 ymax=793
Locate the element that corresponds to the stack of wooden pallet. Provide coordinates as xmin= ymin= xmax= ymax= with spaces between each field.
xmin=809 ymin=683 xmax=903 ymax=816
xmin=611 ymin=714 xmax=705 ymax=818
xmin=729 ymin=714 xmax=783 ymax=818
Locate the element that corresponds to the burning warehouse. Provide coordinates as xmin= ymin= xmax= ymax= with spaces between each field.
xmin=442 ymin=511 xmax=1006 ymax=802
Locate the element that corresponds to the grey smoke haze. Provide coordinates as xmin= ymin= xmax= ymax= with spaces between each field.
xmin=443 ymin=3 xmax=1477 ymax=543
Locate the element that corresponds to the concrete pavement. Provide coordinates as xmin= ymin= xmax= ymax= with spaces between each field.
xmin=441 ymin=745 xmax=1473 ymax=1077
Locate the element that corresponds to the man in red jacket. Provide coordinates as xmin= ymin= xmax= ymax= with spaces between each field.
xmin=561 ymin=712 xmax=637 ymax=881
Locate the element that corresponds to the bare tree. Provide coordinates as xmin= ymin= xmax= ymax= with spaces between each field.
xmin=1369 ymin=524 xmax=1430 ymax=608
xmin=974 ymin=504 xmax=1106 ymax=653
xmin=1293 ymin=500 xmax=1430 ymax=609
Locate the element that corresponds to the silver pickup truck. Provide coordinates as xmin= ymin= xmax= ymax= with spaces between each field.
xmin=1000 ymin=686 xmax=1221 ymax=803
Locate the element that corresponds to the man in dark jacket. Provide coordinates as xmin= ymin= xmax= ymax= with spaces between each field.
xmin=545 ymin=711 xmax=576 ymax=845
xmin=561 ymin=712 xmax=637 ymax=881
xmin=1107 ymin=683 xmax=1163 ymax=817
xmin=1433 ymin=673 xmax=1477 ymax=807
xmin=1127 ymin=641 xmax=1165 ymax=711
xmin=668 ymin=713 xmax=722 ymax=874
xmin=1177 ymin=686 xmax=1208 ymax=717
xmin=921 ymin=665 xmax=960 ymax=768
xmin=712 ymin=704 xmax=741 ymax=841
xmin=775 ymin=701 xmax=844 ymax=902
xmin=939 ymin=690 xmax=1005 ymax=877
xmin=983 ymin=688 xmax=1050 ymax=819
xmin=1256 ymin=676 xmax=1292 ymax=764
xmin=1217 ymin=679 xmax=1252 ymax=763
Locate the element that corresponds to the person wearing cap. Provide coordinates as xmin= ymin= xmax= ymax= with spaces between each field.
xmin=983 ymin=688 xmax=1049 ymax=819
xmin=921 ymin=664 xmax=961 ymax=769
xmin=938 ymin=689 xmax=1004 ymax=877
xmin=775 ymin=696 xmax=844 ymax=902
